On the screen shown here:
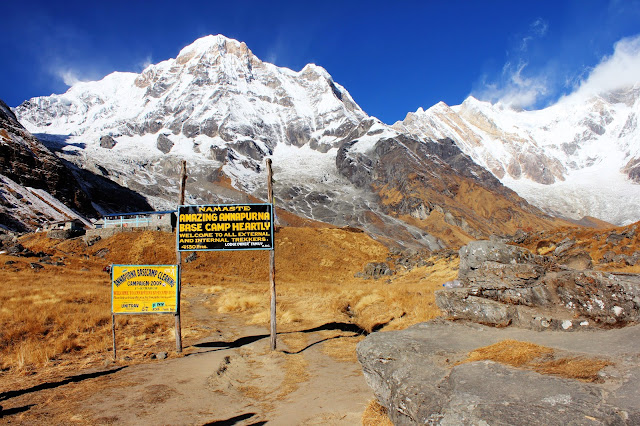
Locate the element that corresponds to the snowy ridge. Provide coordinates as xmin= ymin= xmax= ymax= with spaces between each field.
xmin=12 ymin=33 xmax=638 ymax=238
xmin=15 ymin=35 xmax=440 ymax=245
xmin=394 ymin=86 xmax=640 ymax=225
xmin=15 ymin=35 xmax=369 ymax=197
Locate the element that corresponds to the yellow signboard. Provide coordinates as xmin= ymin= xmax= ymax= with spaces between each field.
xmin=111 ymin=265 xmax=178 ymax=314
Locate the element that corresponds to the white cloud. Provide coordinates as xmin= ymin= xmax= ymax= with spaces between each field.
xmin=54 ymin=68 xmax=85 ymax=87
xmin=473 ymin=26 xmax=640 ymax=110
xmin=474 ymin=61 xmax=549 ymax=109
xmin=137 ymin=55 xmax=153 ymax=71
xmin=530 ymin=18 xmax=548 ymax=37
xmin=520 ymin=18 xmax=548 ymax=51
xmin=472 ymin=18 xmax=552 ymax=109
xmin=570 ymin=34 xmax=640 ymax=98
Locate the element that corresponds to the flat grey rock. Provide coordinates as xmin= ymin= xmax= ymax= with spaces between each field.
xmin=357 ymin=320 xmax=640 ymax=425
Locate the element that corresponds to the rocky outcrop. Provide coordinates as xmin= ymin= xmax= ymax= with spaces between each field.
xmin=435 ymin=240 xmax=640 ymax=330
xmin=336 ymin=134 xmax=556 ymax=241
xmin=355 ymin=262 xmax=393 ymax=279
xmin=357 ymin=320 xmax=640 ymax=425
xmin=156 ymin=134 xmax=174 ymax=153
xmin=100 ymin=135 xmax=117 ymax=149
xmin=623 ymin=157 xmax=640 ymax=183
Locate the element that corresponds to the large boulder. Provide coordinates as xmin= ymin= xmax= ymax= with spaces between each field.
xmin=357 ymin=320 xmax=640 ymax=425
xmin=436 ymin=240 xmax=640 ymax=330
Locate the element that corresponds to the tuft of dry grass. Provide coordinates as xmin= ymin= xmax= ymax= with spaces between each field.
xmin=462 ymin=339 xmax=554 ymax=367
xmin=461 ymin=339 xmax=611 ymax=382
xmin=277 ymin=352 xmax=310 ymax=399
xmin=361 ymin=399 xmax=393 ymax=426
xmin=217 ymin=293 xmax=264 ymax=313
xmin=533 ymin=357 xmax=611 ymax=382
xmin=320 ymin=331 xmax=365 ymax=363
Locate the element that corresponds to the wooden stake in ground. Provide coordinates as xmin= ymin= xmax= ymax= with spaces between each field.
xmin=112 ymin=314 xmax=117 ymax=360
xmin=266 ymin=158 xmax=277 ymax=350
xmin=175 ymin=160 xmax=187 ymax=353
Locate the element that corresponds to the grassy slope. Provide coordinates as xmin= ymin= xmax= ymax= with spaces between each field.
xmin=0 ymin=227 xmax=457 ymax=379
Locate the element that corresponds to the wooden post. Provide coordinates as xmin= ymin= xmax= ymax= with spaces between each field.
xmin=266 ymin=159 xmax=277 ymax=350
xmin=175 ymin=160 xmax=187 ymax=353
xmin=112 ymin=314 xmax=117 ymax=360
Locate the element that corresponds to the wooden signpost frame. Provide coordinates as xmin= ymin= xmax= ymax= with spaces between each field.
xmin=174 ymin=158 xmax=278 ymax=351
xmin=111 ymin=159 xmax=277 ymax=359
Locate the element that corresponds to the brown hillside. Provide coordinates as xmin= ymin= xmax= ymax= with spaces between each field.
xmin=515 ymin=221 xmax=640 ymax=273
xmin=1 ymin=227 xmax=456 ymax=382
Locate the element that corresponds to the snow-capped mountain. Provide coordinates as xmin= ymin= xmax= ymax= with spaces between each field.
xmin=16 ymin=35 xmax=368 ymax=205
xmin=394 ymin=87 xmax=640 ymax=225
xmin=13 ymin=35 xmax=556 ymax=246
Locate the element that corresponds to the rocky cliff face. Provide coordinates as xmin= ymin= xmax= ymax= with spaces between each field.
xmin=0 ymin=99 xmax=94 ymax=230
xmin=13 ymin=35 xmax=559 ymax=245
xmin=393 ymin=88 xmax=640 ymax=225
xmin=0 ymin=99 xmax=153 ymax=231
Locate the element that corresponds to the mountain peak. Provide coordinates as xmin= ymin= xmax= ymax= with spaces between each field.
xmin=176 ymin=34 xmax=253 ymax=64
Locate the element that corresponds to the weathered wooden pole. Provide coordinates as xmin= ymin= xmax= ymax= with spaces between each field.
xmin=112 ymin=314 xmax=117 ymax=360
xmin=175 ymin=160 xmax=187 ymax=353
xmin=266 ymin=158 xmax=277 ymax=350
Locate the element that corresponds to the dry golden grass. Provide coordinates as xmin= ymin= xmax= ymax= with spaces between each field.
xmin=0 ymin=226 xmax=459 ymax=388
xmin=0 ymin=262 xmax=112 ymax=372
xmin=463 ymin=339 xmax=553 ymax=367
xmin=361 ymin=399 xmax=393 ymax=426
xmin=320 ymin=331 xmax=365 ymax=363
xmin=533 ymin=357 xmax=611 ymax=382
xmin=0 ymin=232 xmax=202 ymax=380
xmin=461 ymin=339 xmax=611 ymax=382
xmin=520 ymin=220 xmax=640 ymax=274
xmin=212 ymin=260 xmax=455 ymax=334
xmin=277 ymin=352 xmax=310 ymax=399
xmin=0 ymin=229 xmax=413 ymax=371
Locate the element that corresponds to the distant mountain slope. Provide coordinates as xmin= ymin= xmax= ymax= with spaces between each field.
xmin=0 ymin=99 xmax=95 ymax=230
xmin=0 ymin=99 xmax=153 ymax=231
xmin=14 ymin=35 xmax=561 ymax=246
xmin=393 ymin=87 xmax=640 ymax=225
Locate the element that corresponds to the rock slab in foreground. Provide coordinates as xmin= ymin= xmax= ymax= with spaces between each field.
xmin=357 ymin=320 xmax=640 ymax=425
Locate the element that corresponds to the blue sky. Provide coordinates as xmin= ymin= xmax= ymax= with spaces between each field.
xmin=2 ymin=0 xmax=640 ymax=124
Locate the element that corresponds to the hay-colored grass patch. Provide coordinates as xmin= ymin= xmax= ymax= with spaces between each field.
xmin=461 ymin=339 xmax=611 ymax=382
xmin=216 ymin=293 xmax=264 ymax=313
xmin=462 ymin=339 xmax=554 ymax=367
xmin=320 ymin=331 xmax=365 ymax=363
xmin=533 ymin=357 xmax=611 ymax=382
xmin=361 ymin=399 xmax=393 ymax=426
xmin=277 ymin=352 xmax=310 ymax=399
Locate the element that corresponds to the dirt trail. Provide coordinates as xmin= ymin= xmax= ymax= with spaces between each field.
xmin=0 ymin=289 xmax=373 ymax=425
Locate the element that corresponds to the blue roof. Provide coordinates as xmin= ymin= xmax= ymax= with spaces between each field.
xmin=102 ymin=210 xmax=176 ymax=218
